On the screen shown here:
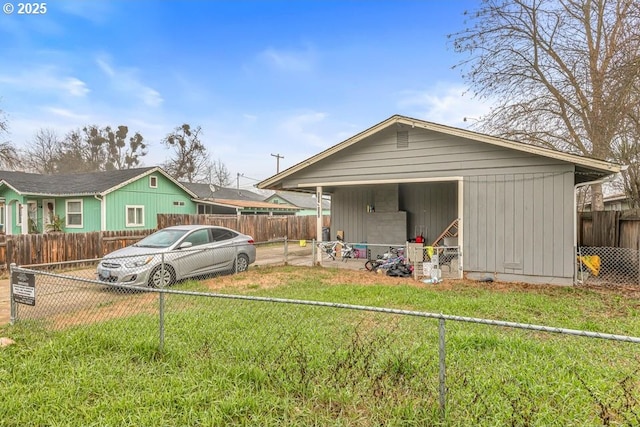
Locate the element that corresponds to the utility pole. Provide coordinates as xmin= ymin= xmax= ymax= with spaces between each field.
xmin=271 ymin=153 xmax=284 ymax=174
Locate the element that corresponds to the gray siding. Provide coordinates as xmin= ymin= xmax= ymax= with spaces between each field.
xmin=464 ymin=170 xmax=574 ymax=281
xmin=281 ymin=127 xmax=570 ymax=188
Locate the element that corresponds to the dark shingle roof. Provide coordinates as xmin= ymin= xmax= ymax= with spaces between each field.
xmin=0 ymin=167 xmax=159 ymax=196
xmin=181 ymin=182 xmax=264 ymax=201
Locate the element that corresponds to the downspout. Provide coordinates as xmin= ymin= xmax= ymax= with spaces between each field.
xmin=94 ymin=194 xmax=105 ymax=231
xmin=573 ymin=171 xmax=622 ymax=284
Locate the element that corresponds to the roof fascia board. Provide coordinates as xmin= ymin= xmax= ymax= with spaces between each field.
xmin=0 ymin=181 xmax=23 ymax=195
xmin=298 ymin=176 xmax=465 ymax=188
xmin=396 ymin=117 xmax=619 ymax=174
xmin=258 ymin=116 xmax=398 ymax=189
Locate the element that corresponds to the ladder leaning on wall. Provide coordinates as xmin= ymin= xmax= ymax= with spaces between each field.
xmin=431 ymin=219 xmax=459 ymax=247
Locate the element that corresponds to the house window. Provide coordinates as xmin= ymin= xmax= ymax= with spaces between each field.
xmin=66 ymin=200 xmax=83 ymax=228
xmin=173 ymin=201 xmax=185 ymax=206
xmin=198 ymin=204 xmax=215 ymax=214
xmin=0 ymin=203 xmax=4 ymax=228
xmin=16 ymin=203 xmax=23 ymax=225
xmin=149 ymin=176 xmax=158 ymax=188
xmin=126 ymin=205 xmax=144 ymax=227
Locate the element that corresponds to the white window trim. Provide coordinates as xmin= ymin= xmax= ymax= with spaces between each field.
xmin=149 ymin=175 xmax=158 ymax=188
xmin=126 ymin=205 xmax=145 ymax=227
xmin=65 ymin=199 xmax=83 ymax=229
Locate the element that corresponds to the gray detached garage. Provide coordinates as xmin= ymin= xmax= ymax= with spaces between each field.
xmin=258 ymin=115 xmax=621 ymax=285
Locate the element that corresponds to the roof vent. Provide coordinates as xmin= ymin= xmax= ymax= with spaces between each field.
xmin=397 ymin=131 xmax=409 ymax=148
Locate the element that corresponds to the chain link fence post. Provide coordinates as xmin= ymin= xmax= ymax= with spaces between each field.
xmin=9 ymin=262 xmax=16 ymax=325
xmin=284 ymin=237 xmax=289 ymax=265
xmin=159 ymin=252 xmax=165 ymax=353
xmin=439 ymin=317 xmax=446 ymax=422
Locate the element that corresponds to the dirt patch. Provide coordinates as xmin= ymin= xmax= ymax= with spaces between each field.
xmin=200 ymin=266 xmax=640 ymax=301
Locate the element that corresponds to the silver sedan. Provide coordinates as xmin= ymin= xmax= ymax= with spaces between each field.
xmin=97 ymin=225 xmax=256 ymax=287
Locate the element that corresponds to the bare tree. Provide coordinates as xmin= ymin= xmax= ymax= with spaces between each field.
xmin=161 ymin=124 xmax=211 ymax=183
xmin=208 ymin=158 xmax=232 ymax=186
xmin=55 ymin=129 xmax=99 ymax=173
xmin=22 ymin=128 xmax=63 ymax=174
xmin=0 ymin=105 xmax=19 ymax=170
xmin=450 ymin=0 xmax=640 ymax=210
xmin=611 ymin=99 xmax=640 ymax=207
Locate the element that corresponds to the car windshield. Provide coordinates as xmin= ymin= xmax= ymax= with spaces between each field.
xmin=134 ymin=229 xmax=189 ymax=248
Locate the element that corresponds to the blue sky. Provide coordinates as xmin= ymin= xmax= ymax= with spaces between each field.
xmin=1 ymin=0 xmax=490 ymax=189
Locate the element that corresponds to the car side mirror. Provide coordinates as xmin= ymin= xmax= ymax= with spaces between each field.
xmin=178 ymin=241 xmax=193 ymax=249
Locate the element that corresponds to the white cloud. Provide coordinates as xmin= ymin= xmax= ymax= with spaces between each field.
xmin=397 ymin=84 xmax=493 ymax=128
xmin=42 ymin=107 xmax=90 ymax=121
xmin=63 ymin=78 xmax=90 ymax=97
xmin=95 ymin=55 xmax=163 ymax=107
xmin=259 ymin=47 xmax=315 ymax=72
xmin=0 ymin=67 xmax=89 ymax=98
xmin=277 ymin=112 xmax=328 ymax=148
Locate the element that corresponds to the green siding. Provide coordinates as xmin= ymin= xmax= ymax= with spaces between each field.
xmin=104 ymin=173 xmax=195 ymax=230
xmin=0 ymin=172 xmax=196 ymax=234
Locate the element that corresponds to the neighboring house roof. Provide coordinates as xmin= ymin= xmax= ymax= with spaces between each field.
xmin=258 ymin=114 xmax=622 ymax=190
xmin=197 ymin=198 xmax=300 ymax=211
xmin=0 ymin=167 xmax=198 ymax=198
xmin=265 ymin=191 xmax=331 ymax=210
xmin=181 ymin=182 xmax=264 ymax=201
xmin=184 ymin=183 xmax=299 ymax=212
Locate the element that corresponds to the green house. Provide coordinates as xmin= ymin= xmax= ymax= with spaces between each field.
xmin=0 ymin=167 xmax=197 ymax=235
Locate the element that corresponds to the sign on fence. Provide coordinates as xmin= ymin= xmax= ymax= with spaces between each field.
xmin=12 ymin=271 xmax=35 ymax=306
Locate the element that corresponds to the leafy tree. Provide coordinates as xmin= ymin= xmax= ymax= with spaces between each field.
xmin=107 ymin=125 xmax=146 ymax=170
xmin=161 ymin=124 xmax=211 ymax=182
xmin=450 ymin=0 xmax=640 ymax=210
xmin=54 ymin=125 xmax=147 ymax=173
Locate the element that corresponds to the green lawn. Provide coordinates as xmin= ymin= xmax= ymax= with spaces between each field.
xmin=1 ymin=266 xmax=639 ymax=426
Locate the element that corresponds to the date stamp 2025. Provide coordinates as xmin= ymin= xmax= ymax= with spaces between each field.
xmin=3 ymin=2 xmax=47 ymax=15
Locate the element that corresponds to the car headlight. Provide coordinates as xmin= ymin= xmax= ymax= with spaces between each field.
xmin=125 ymin=256 xmax=154 ymax=268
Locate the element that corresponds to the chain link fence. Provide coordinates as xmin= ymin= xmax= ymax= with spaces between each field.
xmin=578 ymin=246 xmax=640 ymax=286
xmin=7 ymin=248 xmax=640 ymax=424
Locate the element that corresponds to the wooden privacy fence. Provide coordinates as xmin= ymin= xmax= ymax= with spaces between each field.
xmin=0 ymin=214 xmax=330 ymax=269
xmin=157 ymin=214 xmax=330 ymax=242
xmin=578 ymin=210 xmax=640 ymax=249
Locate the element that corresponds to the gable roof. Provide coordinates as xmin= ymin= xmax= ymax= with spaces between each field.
xmin=258 ymin=114 xmax=622 ymax=190
xmin=0 ymin=167 xmax=198 ymax=198
xmin=181 ymin=182 xmax=264 ymax=201
xmin=265 ymin=190 xmax=330 ymax=210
